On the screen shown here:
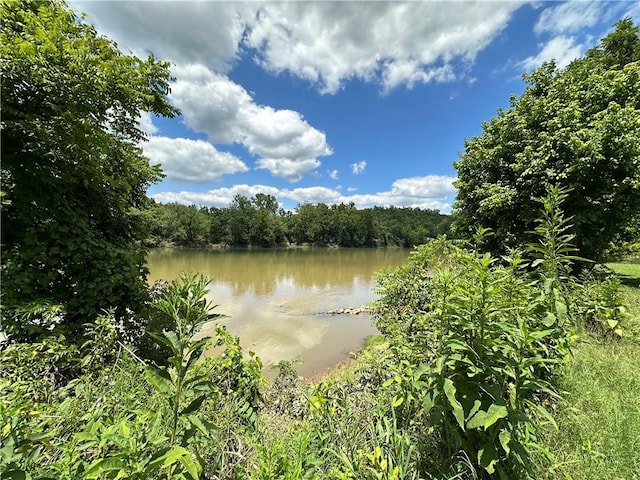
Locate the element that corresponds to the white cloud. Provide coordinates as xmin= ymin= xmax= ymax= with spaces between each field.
xmin=152 ymin=175 xmax=458 ymax=212
xmin=255 ymin=158 xmax=320 ymax=182
xmin=283 ymin=186 xmax=343 ymax=205
xmin=244 ymin=2 xmax=524 ymax=93
xmin=328 ymin=170 xmax=339 ymax=180
xmin=534 ymin=2 xmax=609 ymax=35
xmin=351 ymin=161 xmax=367 ymax=175
xmin=74 ymin=2 xmax=529 ymax=94
xmin=143 ymin=136 xmax=248 ymax=183
xmin=383 ymin=62 xmax=456 ymax=92
xmin=518 ymin=35 xmax=584 ymax=71
xmin=72 ymin=1 xmax=247 ymax=72
xmin=390 ymin=175 xmax=457 ymax=198
xmin=170 ymin=64 xmax=332 ymax=181
xmin=137 ymin=111 xmax=158 ymax=135
xmin=152 ymin=184 xmax=282 ymax=207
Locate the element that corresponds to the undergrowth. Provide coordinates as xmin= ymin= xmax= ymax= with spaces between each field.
xmin=1 ymin=187 xmax=637 ymax=479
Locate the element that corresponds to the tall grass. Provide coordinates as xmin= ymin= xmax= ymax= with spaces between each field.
xmin=535 ymin=262 xmax=640 ymax=480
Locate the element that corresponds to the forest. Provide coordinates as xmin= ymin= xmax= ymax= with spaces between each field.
xmin=2 ymin=2 xmax=640 ymax=479
xmin=144 ymin=197 xmax=453 ymax=248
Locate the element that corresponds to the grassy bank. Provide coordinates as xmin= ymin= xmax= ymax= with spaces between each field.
xmin=534 ymin=262 xmax=640 ymax=479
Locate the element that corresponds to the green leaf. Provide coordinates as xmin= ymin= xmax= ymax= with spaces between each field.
xmin=483 ymin=404 xmax=508 ymax=430
xmin=542 ymin=312 xmax=556 ymax=327
xmin=149 ymin=445 xmax=193 ymax=472
xmin=478 ymin=443 xmax=499 ymax=474
xmin=499 ymin=429 xmax=511 ymax=455
xmin=84 ymin=458 xmax=127 ymax=479
xmin=466 ymin=399 xmax=482 ymax=422
xmin=181 ymin=394 xmax=207 ymax=415
xmin=1 ymin=471 xmax=27 ymax=480
xmin=148 ymin=331 xmax=177 ymax=353
xmin=443 ymin=378 xmax=465 ymax=429
xmin=187 ymin=414 xmax=215 ymax=435
xmin=392 ymin=395 xmax=404 ymax=407
xmin=145 ymin=367 xmax=173 ymax=396
xmin=466 ymin=409 xmax=487 ymax=430
xmin=185 ymin=338 xmax=208 ymax=369
xmin=179 ymin=452 xmax=202 ymax=480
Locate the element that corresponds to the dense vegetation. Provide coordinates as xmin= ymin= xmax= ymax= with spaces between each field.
xmin=2 ymin=188 xmax=637 ymax=479
xmin=144 ymin=197 xmax=452 ymax=248
xmin=2 ymin=2 xmax=639 ymax=479
xmin=1 ymin=0 xmax=178 ymax=338
xmin=453 ymin=18 xmax=640 ymax=261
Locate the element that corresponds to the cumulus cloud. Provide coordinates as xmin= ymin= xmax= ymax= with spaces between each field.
xmin=170 ymin=64 xmax=332 ymax=181
xmin=390 ymin=175 xmax=457 ymax=198
xmin=76 ymin=1 xmax=525 ymax=94
xmin=328 ymin=170 xmax=339 ymax=180
xmin=72 ymin=1 xmax=247 ymax=72
xmin=244 ymin=2 xmax=524 ymax=93
xmin=143 ymin=136 xmax=248 ymax=183
xmin=152 ymin=175 xmax=457 ymax=212
xmin=152 ymin=184 xmax=282 ymax=207
xmin=518 ymin=35 xmax=585 ymax=71
xmin=351 ymin=161 xmax=367 ymax=175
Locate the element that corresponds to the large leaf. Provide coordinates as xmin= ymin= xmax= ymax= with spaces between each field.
xmin=478 ymin=443 xmax=499 ymax=474
xmin=145 ymin=367 xmax=173 ymax=396
xmin=499 ymin=429 xmax=511 ymax=455
xmin=180 ymin=394 xmax=207 ymax=415
xmin=443 ymin=378 xmax=465 ymax=429
xmin=84 ymin=457 xmax=127 ymax=479
xmin=483 ymin=404 xmax=508 ymax=430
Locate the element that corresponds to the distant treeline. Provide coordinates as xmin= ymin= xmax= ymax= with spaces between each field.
xmin=144 ymin=194 xmax=453 ymax=248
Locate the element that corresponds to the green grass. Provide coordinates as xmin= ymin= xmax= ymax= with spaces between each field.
xmin=536 ymin=262 xmax=640 ymax=480
xmin=540 ymin=340 xmax=640 ymax=480
xmin=608 ymin=262 xmax=640 ymax=287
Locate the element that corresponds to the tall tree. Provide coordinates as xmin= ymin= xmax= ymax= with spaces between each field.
xmin=453 ymin=19 xmax=640 ymax=260
xmin=1 ymin=1 xmax=178 ymax=338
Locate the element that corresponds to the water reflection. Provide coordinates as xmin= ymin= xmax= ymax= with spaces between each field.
xmin=147 ymin=248 xmax=410 ymax=376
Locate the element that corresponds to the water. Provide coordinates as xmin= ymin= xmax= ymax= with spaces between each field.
xmin=147 ymin=248 xmax=410 ymax=377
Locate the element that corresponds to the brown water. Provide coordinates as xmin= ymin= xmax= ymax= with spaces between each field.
xmin=147 ymin=248 xmax=410 ymax=377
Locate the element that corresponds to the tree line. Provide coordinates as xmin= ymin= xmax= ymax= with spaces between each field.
xmin=144 ymin=194 xmax=453 ymax=248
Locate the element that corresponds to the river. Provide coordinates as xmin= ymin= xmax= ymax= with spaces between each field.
xmin=147 ymin=247 xmax=410 ymax=377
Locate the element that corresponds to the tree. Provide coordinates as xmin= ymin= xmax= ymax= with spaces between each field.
xmin=453 ymin=18 xmax=640 ymax=260
xmin=227 ymin=195 xmax=254 ymax=245
xmin=1 ymin=1 xmax=178 ymax=338
xmin=165 ymin=204 xmax=209 ymax=246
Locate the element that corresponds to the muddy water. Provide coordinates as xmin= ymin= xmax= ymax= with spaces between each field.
xmin=147 ymin=248 xmax=410 ymax=377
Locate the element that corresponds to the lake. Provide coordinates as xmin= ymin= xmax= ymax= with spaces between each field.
xmin=147 ymin=248 xmax=411 ymax=377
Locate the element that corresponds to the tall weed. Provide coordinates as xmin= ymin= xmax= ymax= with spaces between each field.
xmin=372 ymin=186 xmax=582 ymax=479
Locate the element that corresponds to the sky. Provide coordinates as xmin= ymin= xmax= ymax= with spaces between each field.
xmin=71 ymin=1 xmax=640 ymax=213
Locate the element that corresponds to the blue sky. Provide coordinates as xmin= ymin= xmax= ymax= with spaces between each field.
xmin=72 ymin=1 xmax=639 ymax=212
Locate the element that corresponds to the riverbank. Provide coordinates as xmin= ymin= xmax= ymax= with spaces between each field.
xmin=531 ymin=262 xmax=640 ymax=479
xmin=288 ymin=262 xmax=640 ymax=480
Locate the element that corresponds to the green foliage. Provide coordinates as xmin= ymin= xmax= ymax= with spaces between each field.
xmin=372 ymin=187 xmax=593 ymax=478
xmin=145 ymin=196 xmax=452 ymax=248
xmin=453 ymin=18 xmax=640 ymax=261
xmin=0 ymin=335 xmax=80 ymax=397
xmin=0 ymin=0 xmax=178 ymax=337
xmin=0 ymin=273 xmax=264 ymax=480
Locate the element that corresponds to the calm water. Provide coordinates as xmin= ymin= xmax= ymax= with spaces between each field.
xmin=147 ymin=248 xmax=410 ymax=377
